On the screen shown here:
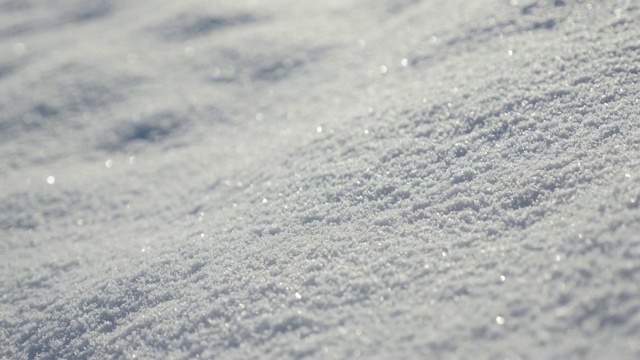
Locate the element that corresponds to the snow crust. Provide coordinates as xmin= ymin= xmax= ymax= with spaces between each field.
xmin=1 ymin=0 xmax=640 ymax=358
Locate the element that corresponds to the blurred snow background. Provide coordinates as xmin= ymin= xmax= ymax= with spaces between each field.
xmin=1 ymin=0 xmax=640 ymax=358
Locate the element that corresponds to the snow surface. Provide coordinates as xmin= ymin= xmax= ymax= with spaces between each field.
xmin=1 ymin=0 xmax=640 ymax=358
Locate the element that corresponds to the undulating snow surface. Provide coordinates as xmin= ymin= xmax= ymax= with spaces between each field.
xmin=2 ymin=0 xmax=640 ymax=358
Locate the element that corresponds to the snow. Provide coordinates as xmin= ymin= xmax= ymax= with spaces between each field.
xmin=1 ymin=0 xmax=640 ymax=359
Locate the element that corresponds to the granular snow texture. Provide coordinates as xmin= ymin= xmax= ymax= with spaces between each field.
xmin=1 ymin=0 xmax=640 ymax=359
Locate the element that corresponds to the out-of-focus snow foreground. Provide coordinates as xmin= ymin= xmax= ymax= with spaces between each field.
xmin=1 ymin=0 xmax=640 ymax=358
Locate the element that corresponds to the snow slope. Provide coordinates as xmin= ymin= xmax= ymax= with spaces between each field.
xmin=1 ymin=0 xmax=640 ymax=358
